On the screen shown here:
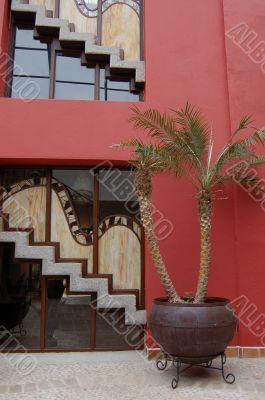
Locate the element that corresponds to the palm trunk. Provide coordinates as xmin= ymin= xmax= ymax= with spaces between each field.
xmin=135 ymin=170 xmax=183 ymax=304
xmin=194 ymin=192 xmax=212 ymax=304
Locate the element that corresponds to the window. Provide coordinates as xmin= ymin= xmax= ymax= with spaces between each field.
xmin=0 ymin=166 xmax=144 ymax=351
xmin=100 ymin=68 xmax=140 ymax=102
xmin=9 ymin=26 xmax=142 ymax=102
xmin=99 ymin=170 xmax=140 ymax=219
xmin=0 ymin=246 xmax=42 ymax=350
xmin=53 ymin=169 xmax=94 ymax=236
xmin=11 ymin=27 xmax=50 ymax=99
xmin=55 ymin=54 xmax=95 ymax=100
xmin=45 ymin=279 xmax=93 ymax=349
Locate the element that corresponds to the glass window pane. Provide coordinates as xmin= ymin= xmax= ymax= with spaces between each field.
xmin=100 ymin=88 xmax=105 ymax=101
xmin=99 ymin=170 xmax=139 ymax=220
xmin=14 ymin=49 xmax=50 ymax=77
xmin=56 ymin=55 xmax=95 ymax=83
xmin=96 ymin=310 xmax=143 ymax=349
xmin=100 ymin=69 xmax=106 ymax=100
xmin=107 ymin=80 xmax=130 ymax=91
xmin=46 ymin=279 xmax=92 ymax=349
xmin=53 ymin=170 xmax=94 ymax=235
xmin=0 ymin=245 xmax=42 ymax=350
xmin=100 ymin=71 xmax=140 ymax=102
xmin=100 ymin=68 xmax=105 ymax=87
xmin=107 ymin=89 xmax=140 ymax=102
xmin=11 ymin=77 xmax=50 ymax=99
xmin=55 ymin=82 xmax=94 ymax=100
xmin=15 ymin=27 xmax=48 ymax=49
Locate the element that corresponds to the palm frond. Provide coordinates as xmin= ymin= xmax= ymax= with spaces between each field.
xmin=213 ymin=142 xmax=253 ymax=176
xmin=113 ymin=138 xmax=183 ymax=176
xmin=239 ymin=127 xmax=265 ymax=149
xmin=246 ymin=154 xmax=265 ymax=166
xmin=117 ymin=105 xmax=265 ymax=196
xmin=234 ymin=173 xmax=265 ymax=198
xmin=129 ymin=106 xmax=177 ymax=139
xmin=172 ymin=102 xmax=209 ymax=159
xmin=229 ymin=115 xmax=253 ymax=141
xmin=129 ymin=105 xmax=204 ymax=171
xmin=215 ymin=159 xmax=265 ymax=194
xmin=213 ymin=120 xmax=264 ymax=174
xmin=215 ymin=173 xmax=263 ymax=196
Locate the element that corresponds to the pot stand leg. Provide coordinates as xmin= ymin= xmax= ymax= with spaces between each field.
xmin=156 ymin=357 xmax=168 ymax=371
xmin=171 ymin=360 xmax=181 ymax=389
xmin=221 ymin=353 xmax=236 ymax=384
xmin=156 ymin=355 xmax=182 ymax=389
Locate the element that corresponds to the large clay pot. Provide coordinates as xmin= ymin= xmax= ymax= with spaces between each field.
xmin=149 ymin=297 xmax=237 ymax=364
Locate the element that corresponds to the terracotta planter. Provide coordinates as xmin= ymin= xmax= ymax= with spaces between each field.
xmin=149 ymin=297 xmax=237 ymax=364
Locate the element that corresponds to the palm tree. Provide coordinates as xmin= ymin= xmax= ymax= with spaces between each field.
xmin=116 ymin=103 xmax=265 ymax=303
xmin=114 ymin=140 xmax=184 ymax=303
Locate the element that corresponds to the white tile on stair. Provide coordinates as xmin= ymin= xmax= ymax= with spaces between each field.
xmin=15 ymin=245 xmax=54 ymax=262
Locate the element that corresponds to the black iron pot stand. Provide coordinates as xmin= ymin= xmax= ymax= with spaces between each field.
xmin=156 ymin=352 xmax=236 ymax=389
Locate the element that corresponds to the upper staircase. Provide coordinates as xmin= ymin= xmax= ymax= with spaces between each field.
xmin=11 ymin=0 xmax=145 ymax=86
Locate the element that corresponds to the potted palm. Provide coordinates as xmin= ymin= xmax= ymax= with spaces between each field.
xmin=115 ymin=103 xmax=265 ymax=377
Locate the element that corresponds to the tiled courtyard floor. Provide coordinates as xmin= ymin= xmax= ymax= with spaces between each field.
xmin=0 ymin=351 xmax=264 ymax=399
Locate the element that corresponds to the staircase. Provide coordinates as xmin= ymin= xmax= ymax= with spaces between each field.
xmin=0 ymin=217 xmax=146 ymax=325
xmin=11 ymin=0 xmax=145 ymax=86
xmin=7 ymin=1 xmax=146 ymax=325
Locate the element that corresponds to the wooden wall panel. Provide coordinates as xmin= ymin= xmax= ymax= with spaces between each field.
xmin=3 ymin=187 xmax=46 ymax=242
xmin=59 ymin=0 xmax=97 ymax=36
xmin=29 ymin=0 xmax=56 ymax=13
xmin=51 ymin=191 xmax=93 ymax=272
xmin=102 ymin=4 xmax=140 ymax=60
xmin=0 ymin=217 xmax=3 ymax=232
xmin=99 ymin=226 xmax=141 ymax=290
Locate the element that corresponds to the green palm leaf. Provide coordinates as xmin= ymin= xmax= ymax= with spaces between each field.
xmin=113 ymin=138 xmax=183 ymax=176
xmin=172 ymin=102 xmax=209 ymax=159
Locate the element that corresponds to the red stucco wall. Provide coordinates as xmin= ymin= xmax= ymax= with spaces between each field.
xmin=223 ymin=0 xmax=265 ymax=347
xmin=0 ymin=0 xmax=265 ymax=347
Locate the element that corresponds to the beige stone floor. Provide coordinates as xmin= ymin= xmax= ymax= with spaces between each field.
xmin=0 ymin=351 xmax=264 ymax=399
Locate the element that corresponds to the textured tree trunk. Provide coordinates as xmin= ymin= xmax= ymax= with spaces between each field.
xmin=194 ymin=192 xmax=212 ymax=304
xmin=135 ymin=171 xmax=183 ymax=304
